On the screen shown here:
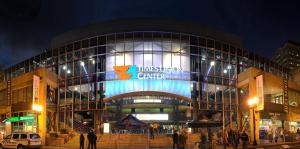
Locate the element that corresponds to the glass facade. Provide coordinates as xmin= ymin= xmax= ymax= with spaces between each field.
xmin=2 ymin=31 xmax=290 ymax=130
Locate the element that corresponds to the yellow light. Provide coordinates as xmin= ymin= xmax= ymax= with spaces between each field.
xmin=252 ymin=97 xmax=258 ymax=105
xmin=32 ymin=104 xmax=43 ymax=112
xmin=248 ymin=97 xmax=258 ymax=107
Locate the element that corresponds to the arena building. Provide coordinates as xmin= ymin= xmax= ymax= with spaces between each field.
xmin=0 ymin=19 xmax=291 ymax=142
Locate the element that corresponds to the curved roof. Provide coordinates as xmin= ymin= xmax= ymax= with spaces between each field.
xmin=51 ymin=18 xmax=242 ymax=48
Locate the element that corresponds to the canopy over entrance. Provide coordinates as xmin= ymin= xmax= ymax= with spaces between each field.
xmin=113 ymin=114 xmax=147 ymax=130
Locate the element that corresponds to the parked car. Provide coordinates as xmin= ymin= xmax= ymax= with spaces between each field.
xmin=0 ymin=133 xmax=41 ymax=149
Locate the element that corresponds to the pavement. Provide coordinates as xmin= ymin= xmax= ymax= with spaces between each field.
xmin=42 ymin=142 xmax=300 ymax=149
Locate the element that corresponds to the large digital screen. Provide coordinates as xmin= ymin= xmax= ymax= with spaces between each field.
xmin=105 ymin=79 xmax=191 ymax=98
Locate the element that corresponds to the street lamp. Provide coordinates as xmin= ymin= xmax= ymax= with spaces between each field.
xmin=248 ymin=97 xmax=258 ymax=146
xmin=32 ymin=104 xmax=43 ymax=133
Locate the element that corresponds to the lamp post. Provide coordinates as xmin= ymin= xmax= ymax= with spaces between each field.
xmin=32 ymin=104 xmax=43 ymax=133
xmin=248 ymin=97 xmax=258 ymax=146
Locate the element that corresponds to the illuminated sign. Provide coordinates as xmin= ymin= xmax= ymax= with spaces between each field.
xmin=4 ymin=116 xmax=34 ymax=122
xmin=20 ymin=116 xmax=35 ymax=121
xmin=113 ymin=65 xmax=183 ymax=80
xmin=33 ymin=75 xmax=40 ymax=104
xmin=133 ymin=99 xmax=162 ymax=103
xmin=133 ymin=114 xmax=169 ymax=121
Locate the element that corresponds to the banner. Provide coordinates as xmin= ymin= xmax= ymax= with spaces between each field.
xmin=256 ymin=75 xmax=264 ymax=111
xmin=33 ymin=75 xmax=40 ymax=104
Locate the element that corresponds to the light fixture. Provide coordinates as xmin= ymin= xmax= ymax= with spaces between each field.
xmin=216 ymin=87 xmax=220 ymax=90
xmin=80 ymin=61 xmax=85 ymax=66
xmin=240 ymin=89 xmax=244 ymax=94
xmin=67 ymin=70 xmax=71 ymax=74
xmin=227 ymin=65 xmax=231 ymax=69
xmin=74 ymin=87 xmax=78 ymax=91
xmin=62 ymin=65 xmax=67 ymax=70
xmin=248 ymin=97 xmax=258 ymax=107
xmin=210 ymin=61 xmax=215 ymax=66
xmin=223 ymin=69 xmax=228 ymax=74
xmin=32 ymin=104 xmax=43 ymax=112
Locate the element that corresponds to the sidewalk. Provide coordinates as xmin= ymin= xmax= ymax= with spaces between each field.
xmin=211 ymin=141 xmax=300 ymax=149
xmin=245 ymin=141 xmax=300 ymax=149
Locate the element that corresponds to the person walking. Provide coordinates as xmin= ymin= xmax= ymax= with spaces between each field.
xmin=178 ymin=129 xmax=187 ymax=149
xmin=240 ymin=131 xmax=249 ymax=149
xmin=87 ymin=130 xmax=94 ymax=149
xmin=223 ymin=130 xmax=228 ymax=149
xmin=80 ymin=133 xmax=85 ymax=149
xmin=208 ymin=128 xmax=212 ymax=149
xmin=172 ymin=129 xmax=179 ymax=149
xmin=150 ymin=124 xmax=154 ymax=139
xmin=93 ymin=131 xmax=97 ymax=149
xmin=232 ymin=131 xmax=239 ymax=149
xmin=200 ymin=130 xmax=207 ymax=149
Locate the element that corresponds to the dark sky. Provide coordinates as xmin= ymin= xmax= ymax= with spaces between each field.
xmin=1 ymin=0 xmax=300 ymax=69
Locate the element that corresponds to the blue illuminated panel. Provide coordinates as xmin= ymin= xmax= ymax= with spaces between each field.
xmin=105 ymin=79 xmax=191 ymax=98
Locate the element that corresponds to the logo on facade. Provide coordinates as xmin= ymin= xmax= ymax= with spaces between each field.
xmin=113 ymin=65 xmax=182 ymax=80
xmin=113 ymin=65 xmax=137 ymax=80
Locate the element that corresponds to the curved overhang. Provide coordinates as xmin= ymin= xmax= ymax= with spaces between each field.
xmin=103 ymin=91 xmax=192 ymax=103
xmin=51 ymin=18 xmax=242 ymax=48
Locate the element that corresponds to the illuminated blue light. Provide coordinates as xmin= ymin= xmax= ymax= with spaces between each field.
xmin=105 ymin=79 xmax=191 ymax=98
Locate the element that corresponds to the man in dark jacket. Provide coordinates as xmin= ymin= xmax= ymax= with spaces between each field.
xmin=172 ymin=129 xmax=179 ymax=149
xmin=87 ymin=130 xmax=94 ymax=149
xmin=80 ymin=133 xmax=85 ymax=149
xmin=240 ymin=131 xmax=249 ymax=149
xmin=93 ymin=132 xmax=97 ymax=149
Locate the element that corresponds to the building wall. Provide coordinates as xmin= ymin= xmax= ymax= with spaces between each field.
xmin=0 ymin=68 xmax=57 ymax=145
xmin=238 ymin=67 xmax=300 ymax=143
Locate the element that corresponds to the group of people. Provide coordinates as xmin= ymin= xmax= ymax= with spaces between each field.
xmin=172 ymin=128 xmax=188 ymax=149
xmin=223 ymin=129 xmax=249 ymax=149
xmin=80 ymin=129 xmax=98 ymax=149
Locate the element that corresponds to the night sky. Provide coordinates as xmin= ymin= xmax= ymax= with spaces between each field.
xmin=1 ymin=0 xmax=300 ymax=69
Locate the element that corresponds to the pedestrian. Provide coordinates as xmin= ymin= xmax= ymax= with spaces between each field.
xmin=177 ymin=129 xmax=187 ymax=149
xmin=228 ymin=129 xmax=233 ymax=146
xmin=87 ymin=130 xmax=94 ymax=149
xmin=269 ymin=131 xmax=273 ymax=143
xmin=297 ymin=128 xmax=300 ymax=134
xmin=200 ymin=130 xmax=207 ymax=149
xmin=223 ymin=130 xmax=228 ymax=149
xmin=93 ymin=131 xmax=97 ymax=149
xmin=80 ymin=132 xmax=85 ymax=149
xmin=150 ymin=124 xmax=154 ymax=139
xmin=240 ymin=131 xmax=249 ymax=149
xmin=208 ymin=128 xmax=212 ymax=149
xmin=172 ymin=128 xmax=179 ymax=149
xmin=232 ymin=130 xmax=239 ymax=149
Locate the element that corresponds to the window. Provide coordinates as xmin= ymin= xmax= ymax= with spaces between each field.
xmin=12 ymin=134 xmax=19 ymax=139
xmin=30 ymin=134 xmax=40 ymax=139
xmin=271 ymin=95 xmax=283 ymax=104
xmin=21 ymin=134 xmax=27 ymax=139
xmin=5 ymin=135 xmax=12 ymax=139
